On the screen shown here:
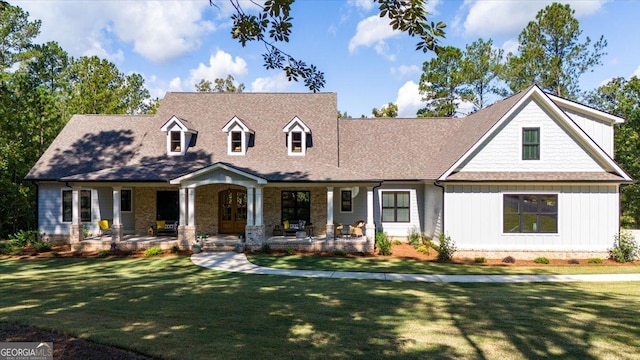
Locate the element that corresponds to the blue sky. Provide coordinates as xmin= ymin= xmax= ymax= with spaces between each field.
xmin=12 ymin=0 xmax=640 ymax=117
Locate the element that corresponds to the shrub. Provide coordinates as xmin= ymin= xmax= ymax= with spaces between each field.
xmin=407 ymin=227 xmax=421 ymax=247
xmin=474 ymin=257 xmax=487 ymax=264
xmin=568 ymin=259 xmax=580 ymax=265
xmin=435 ymin=233 xmax=456 ymax=262
xmin=50 ymin=251 xmax=59 ymax=258
xmin=144 ymin=247 xmax=164 ymax=257
xmin=392 ymin=240 xmax=402 ymax=245
xmin=284 ymin=247 xmax=296 ymax=256
xmin=376 ymin=232 xmax=392 ymax=256
xmin=96 ymin=250 xmax=110 ymax=258
xmin=416 ymin=245 xmax=430 ymax=254
xmin=502 ymin=256 xmax=516 ymax=264
xmin=588 ymin=257 xmax=603 ymax=264
xmin=333 ymin=249 xmax=347 ymax=257
xmin=32 ymin=240 xmax=52 ymax=253
xmin=609 ymin=231 xmax=639 ymax=263
xmin=8 ymin=230 xmax=38 ymax=247
xmin=261 ymin=244 xmax=271 ymax=254
xmin=533 ymin=257 xmax=549 ymax=264
xmin=170 ymin=245 xmax=180 ymax=254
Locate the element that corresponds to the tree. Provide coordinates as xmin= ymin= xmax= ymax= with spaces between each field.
xmin=417 ymin=46 xmax=470 ymax=117
xmin=337 ymin=110 xmax=351 ymax=119
xmin=505 ymin=3 xmax=606 ymax=98
xmin=372 ymin=102 xmax=398 ymax=117
xmin=216 ymin=0 xmax=446 ymax=92
xmin=0 ymin=1 xmax=40 ymax=72
xmin=587 ymin=77 xmax=640 ymax=227
xmin=461 ymin=38 xmax=506 ymax=111
xmin=195 ymin=74 xmax=245 ymax=93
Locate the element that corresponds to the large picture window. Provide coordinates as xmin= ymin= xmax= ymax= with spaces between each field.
xmin=281 ymin=191 xmax=310 ymax=223
xmin=381 ymin=191 xmax=410 ymax=222
xmin=522 ymin=127 xmax=540 ymax=160
xmin=503 ymin=194 xmax=557 ymax=233
xmin=62 ymin=190 xmax=92 ymax=222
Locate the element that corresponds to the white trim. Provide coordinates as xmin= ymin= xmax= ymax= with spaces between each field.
xmin=169 ymin=163 xmax=267 ymax=185
xmin=439 ymin=86 xmax=632 ymax=182
xmin=222 ymin=116 xmax=254 ymax=156
xmin=283 ymin=116 xmax=311 ymax=156
xmin=548 ymin=94 xmax=625 ymax=124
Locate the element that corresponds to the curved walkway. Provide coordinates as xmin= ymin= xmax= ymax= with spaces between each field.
xmin=191 ymin=252 xmax=640 ymax=283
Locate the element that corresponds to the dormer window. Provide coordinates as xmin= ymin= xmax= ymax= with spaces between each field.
xmin=283 ymin=116 xmax=311 ymax=156
xmin=222 ymin=116 xmax=254 ymax=156
xmin=161 ymin=115 xmax=197 ymax=156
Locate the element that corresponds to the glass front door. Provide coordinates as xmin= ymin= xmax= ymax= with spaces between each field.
xmin=219 ymin=189 xmax=247 ymax=234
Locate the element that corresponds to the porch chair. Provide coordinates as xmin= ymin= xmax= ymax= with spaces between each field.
xmin=98 ymin=219 xmax=112 ymax=236
xmin=333 ymin=222 xmax=344 ymax=238
xmin=349 ymin=220 xmax=365 ymax=237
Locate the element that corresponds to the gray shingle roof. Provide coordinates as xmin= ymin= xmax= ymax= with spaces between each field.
xmin=26 ymin=86 xmax=628 ymax=184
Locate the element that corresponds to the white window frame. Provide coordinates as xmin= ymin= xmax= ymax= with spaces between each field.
xmin=160 ymin=115 xmax=196 ymax=157
xmin=222 ymin=116 xmax=253 ymax=156
xmin=283 ymin=116 xmax=311 ymax=156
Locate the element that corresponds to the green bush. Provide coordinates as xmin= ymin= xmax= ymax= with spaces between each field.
xmin=261 ymin=244 xmax=271 ymax=254
xmin=588 ymin=258 xmax=603 ymax=264
xmin=333 ymin=249 xmax=347 ymax=257
xmin=609 ymin=232 xmax=639 ymax=263
xmin=436 ymin=233 xmax=456 ymax=261
xmin=474 ymin=257 xmax=487 ymax=264
xmin=284 ymin=248 xmax=296 ymax=256
xmin=392 ymin=240 xmax=402 ymax=245
xmin=416 ymin=245 xmax=430 ymax=254
xmin=170 ymin=245 xmax=180 ymax=254
xmin=144 ymin=247 xmax=164 ymax=257
xmin=502 ymin=256 xmax=516 ymax=264
xmin=407 ymin=227 xmax=421 ymax=247
xmin=96 ymin=250 xmax=110 ymax=258
xmin=376 ymin=232 xmax=392 ymax=256
xmin=32 ymin=240 xmax=51 ymax=253
xmin=8 ymin=230 xmax=38 ymax=247
xmin=533 ymin=257 xmax=549 ymax=264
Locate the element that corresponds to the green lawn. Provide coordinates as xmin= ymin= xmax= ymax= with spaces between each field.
xmin=1 ymin=256 xmax=639 ymax=359
xmin=247 ymin=253 xmax=640 ymax=275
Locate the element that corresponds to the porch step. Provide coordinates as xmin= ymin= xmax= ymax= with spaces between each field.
xmin=201 ymin=240 xmax=243 ymax=252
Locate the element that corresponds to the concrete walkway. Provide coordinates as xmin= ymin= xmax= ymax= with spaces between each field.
xmin=191 ymin=252 xmax=640 ymax=283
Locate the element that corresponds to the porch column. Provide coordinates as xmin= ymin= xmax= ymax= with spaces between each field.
xmin=326 ymin=187 xmax=334 ymax=239
xmin=112 ymin=186 xmax=123 ymax=242
xmin=187 ymin=188 xmax=196 ymax=226
xmin=365 ymin=186 xmax=376 ymax=250
xmin=70 ymin=186 xmax=83 ymax=244
xmin=179 ymin=188 xmax=187 ymax=226
xmin=255 ymin=186 xmax=263 ymax=226
xmin=246 ymin=187 xmax=255 ymax=226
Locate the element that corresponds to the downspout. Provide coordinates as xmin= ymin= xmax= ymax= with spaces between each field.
xmin=434 ymin=180 xmax=445 ymax=239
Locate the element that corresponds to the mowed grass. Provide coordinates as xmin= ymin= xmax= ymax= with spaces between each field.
xmin=247 ymin=253 xmax=640 ymax=275
xmin=1 ymin=256 xmax=639 ymax=359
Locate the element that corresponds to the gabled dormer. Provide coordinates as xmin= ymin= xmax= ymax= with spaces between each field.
xmin=282 ymin=116 xmax=311 ymax=156
xmin=222 ymin=116 xmax=254 ymax=156
xmin=160 ymin=116 xmax=198 ymax=156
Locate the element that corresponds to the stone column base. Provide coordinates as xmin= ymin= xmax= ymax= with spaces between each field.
xmin=70 ymin=224 xmax=83 ymax=244
xmin=365 ymin=224 xmax=376 ymax=253
xmin=179 ymin=225 xmax=197 ymax=250
xmin=326 ymin=223 xmax=335 ymax=239
xmin=112 ymin=224 xmax=123 ymax=242
xmin=245 ymin=225 xmax=265 ymax=250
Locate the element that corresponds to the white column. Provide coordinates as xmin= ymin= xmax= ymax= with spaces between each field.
xmin=112 ymin=186 xmax=121 ymax=226
xmin=255 ymin=187 xmax=263 ymax=226
xmin=367 ymin=187 xmax=374 ymax=225
xmin=72 ymin=186 xmax=80 ymax=225
xmin=327 ymin=187 xmax=334 ymax=225
xmin=179 ymin=188 xmax=187 ymax=226
xmin=246 ymin=187 xmax=255 ymax=226
xmin=188 ymin=188 xmax=196 ymax=226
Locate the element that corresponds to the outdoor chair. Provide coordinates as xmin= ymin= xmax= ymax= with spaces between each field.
xmin=98 ymin=219 xmax=112 ymax=236
xmin=333 ymin=222 xmax=344 ymax=238
xmin=349 ymin=220 xmax=365 ymax=237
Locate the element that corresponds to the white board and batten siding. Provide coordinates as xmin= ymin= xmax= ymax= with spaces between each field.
xmin=444 ymin=184 xmax=619 ymax=252
xmin=37 ymin=183 xmax=101 ymax=235
xmin=460 ymin=98 xmax=604 ymax=173
xmin=561 ymin=108 xmax=614 ymax=157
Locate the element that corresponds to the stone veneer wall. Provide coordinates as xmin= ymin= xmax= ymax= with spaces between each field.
xmin=134 ymin=186 xmax=179 ymax=234
xmin=262 ymin=187 xmax=328 ymax=237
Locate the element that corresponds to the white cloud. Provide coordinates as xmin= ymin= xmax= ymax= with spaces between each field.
xmin=633 ymin=65 xmax=640 ymax=78
xmin=502 ymin=39 xmax=520 ymax=55
xmin=349 ymin=15 xmax=401 ymax=57
xmin=347 ymin=0 xmax=375 ymax=12
xmin=462 ymin=0 xmax=606 ymax=38
xmin=186 ymin=49 xmax=248 ymax=90
xmin=251 ymin=73 xmax=291 ymax=92
xmin=18 ymin=1 xmax=215 ymax=63
xmin=390 ymin=64 xmax=421 ymax=78
xmin=82 ymin=39 xmax=124 ymax=63
xmin=395 ymin=81 xmax=424 ymax=117
xmin=169 ymin=77 xmax=183 ymax=92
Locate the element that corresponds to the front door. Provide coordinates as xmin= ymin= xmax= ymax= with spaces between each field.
xmin=219 ymin=189 xmax=247 ymax=234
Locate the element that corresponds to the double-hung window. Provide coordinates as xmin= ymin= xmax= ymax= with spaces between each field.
xmin=381 ymin=191 xmax=410 ymax=222
xmin=281 ymin=191 xmax=311 ymax=223
xmin=522 ymin=127 xmax=540 ymax=160
xmin=341 ymin=190 xmax=352 ymax=212
xmin=62 ymin=190 xmax=92 ymax=222
xmin=503 ymin=194 xmax=557 ymax=233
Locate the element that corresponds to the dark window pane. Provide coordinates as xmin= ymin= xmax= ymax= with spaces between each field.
xmin=291 ymin=132 xmax=303 ymax=152
xmin=396 ymin=209 xmax=410 ymax=222
xmin=121 ymin=190 xmax=132 ymax=212
xmin=522 ymin=128 xmax=540 ymax=160
xmin=503 ymin=194 xmax=557 ymax=233
xmin=62 ymin=190 xmax=72 ymax=222
xmin=382 ymin=208 xmax=395 ymax=222
xmin=281 ymin=191 xmax=310 ymax=223
xmin=231 ymin=132 xmax=242 ymax=152
xmin=381 ymin=191 xmax=410 ymax=223
xmin=539 ymin=214 xmax=558 ymax=232
xmin=503 ymin=214 xmax=520 ymax=233
xmin=170 ymin=131 xmax=181 ymax=152
xmin=341 ymin=190 xmax=352 ymax=212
